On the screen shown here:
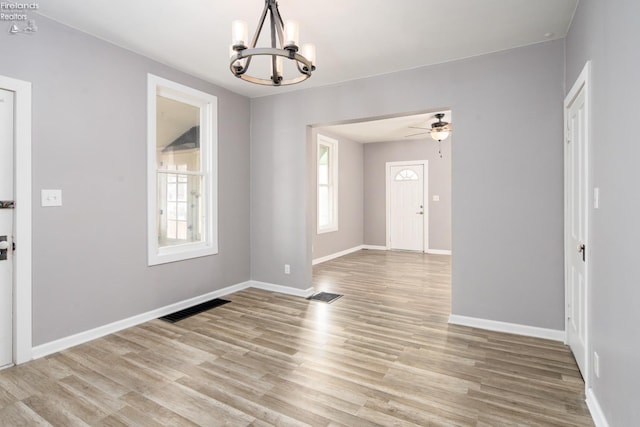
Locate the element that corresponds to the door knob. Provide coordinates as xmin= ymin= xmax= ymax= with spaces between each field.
xmin=0 ymin=236 xmax=8 ymax=261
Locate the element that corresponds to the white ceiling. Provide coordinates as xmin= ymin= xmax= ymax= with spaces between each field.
xmin=320 ymin=111 xmax=452 ymax=144
xmin=37 ymin=0 xmax=578 ymax=99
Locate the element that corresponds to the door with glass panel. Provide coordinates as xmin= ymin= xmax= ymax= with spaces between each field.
xmin=388 ymin=163 xmax=426 ymax=251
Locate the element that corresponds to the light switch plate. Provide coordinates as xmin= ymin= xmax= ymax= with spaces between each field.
xmin=41 ymin=189 xmax=63 ymax=207
xmin=432 ymin=195 xmax=440 ymax=202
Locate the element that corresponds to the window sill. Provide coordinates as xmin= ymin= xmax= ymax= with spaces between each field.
xmin=317 ymin=226 xmax=338 ymax=235
xmin=148 ymin=243 xmax=218 ymax=266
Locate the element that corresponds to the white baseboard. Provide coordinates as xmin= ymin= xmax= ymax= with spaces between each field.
xmin=359 ymin=246 xmax=451 ymax=255
xmin=586 ymin=388 xmax=610 ymax=427
xmin=249 ymin=280 xmax=314 ymax=298
xmin=426 ymin=249 xmax=452 ymax=255
xmin=31 ymin=280 xmax=311 ymax=360
xmin=312 ymin=245 xmax=364 ymax=265
xmin=362 ymin=245 xmax=387 ymax=251
xmin=448 ymin=314 xmax=565 ymax=342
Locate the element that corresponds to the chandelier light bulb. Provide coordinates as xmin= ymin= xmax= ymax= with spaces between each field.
xmin=231 ymin=20 xmax=248 ymax=48
xmin=284 ymin=20 xmax=299 ymax=49
xmin=301 ymin=43 xmax=316 ymax=67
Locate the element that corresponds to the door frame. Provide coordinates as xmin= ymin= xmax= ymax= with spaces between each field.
xmin=0 ymin=75 xmax=32 ymax=365
xmin=385 ymin=160 xmax=429 ymax=251
xmin=564 ymin=61 xmax=591 ymax=387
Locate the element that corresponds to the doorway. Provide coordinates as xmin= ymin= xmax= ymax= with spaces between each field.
xmin=386 ymin=161 xmax=428 ymax=251
xmin=564 ymin=62 xmax=591 ymax=382
xmin=0 ymin=88 xmax=14 ymax=368
xmin=0 ymin=75 xmax=32 ymax=366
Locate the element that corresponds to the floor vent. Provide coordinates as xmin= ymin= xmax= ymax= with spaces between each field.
xmin=159 ymin=298 xmax=230 ymax=323
xmin=307 ymin=292 xmax=343 ymax=304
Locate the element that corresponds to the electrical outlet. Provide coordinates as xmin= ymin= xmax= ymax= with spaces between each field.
xmin=593 ymin=187 xmax=600 ymax=209
xmin=284 ymin=264 xmax=290 ymax=274
xmin=594 ymin=352 xmax=600 ymax=378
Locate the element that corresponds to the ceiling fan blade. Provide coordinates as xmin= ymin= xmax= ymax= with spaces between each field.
xmin=404 ymin=131 xmax=429 ymax=138
xmin=408 ymin=126 xmax=430 ymax=130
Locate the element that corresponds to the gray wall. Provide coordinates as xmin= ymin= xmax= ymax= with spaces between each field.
xmin=363 ymin=138 xmax=452 ymax=250
xmin=0 ymin=16 xmax=251 ymax=345
xmin=251 ymin=40 xmax=565 ymax=330
xmin=310 ymin=129 xmax=364 ymax=260
xmin=566 ymin=0 xmax=640 ymax=424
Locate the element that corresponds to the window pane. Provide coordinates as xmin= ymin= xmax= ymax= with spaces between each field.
xmin=157 ymin=173 xmax=204 ymax=247
xmin=167 ymin=203 xmax=177 ymax=220
xmin=395 ymin=169 xmax=419 ymax=181
xmin=177 ymin=183 xmax=187 ymax=201
xmin=177 ymin=202 xmax=187 ymax=220
xmin=156 ymin=95 xmax=201 ymax=172
xmin=167 ymin=221 xmax=177 ymax=240
xmin=167 ymin=182 xmax=177 ymax=201
xmin=176 ymin=221 xmax=188 ymax=240
xmin=318 ymin=144 xmax=329 ymax=165
xmin=319 ymin=186 xmax=329 ymax=226
xmin=319 ymin=164 xmax=329 ymax=185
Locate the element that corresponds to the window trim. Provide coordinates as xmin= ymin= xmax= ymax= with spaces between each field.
xmin=147 ymin=74 xmax=218 ymax=266
xmin=317 ymin=134 xmax=339 ymax=234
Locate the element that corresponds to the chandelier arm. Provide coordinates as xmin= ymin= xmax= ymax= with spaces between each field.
xmin=269 ymin=8 xmax=280 ymax=84
xmin=249 ymin=1 xmax=270 ymax=49
xmin=241 ymin=0 xmax=270 ymax=74
xmin=295 ymin=60 xmax=311 ymax=76
xmin=271 ymin=1 xmax=286 ymax=47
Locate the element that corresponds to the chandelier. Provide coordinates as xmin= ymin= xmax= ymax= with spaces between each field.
xmin=230 ymin=0 xmax=316 ymax=86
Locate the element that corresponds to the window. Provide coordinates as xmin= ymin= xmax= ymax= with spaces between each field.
xmin=395 ymin=169 xmax=419 ymax=181
xmin=317 ymin=134 xmax=338 ymax=233
xmin=147 ymin=74 xmax=218 ymax=265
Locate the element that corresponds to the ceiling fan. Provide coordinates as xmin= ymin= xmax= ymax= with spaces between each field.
xmin=405 ymin=112 xmax=452 ymax=157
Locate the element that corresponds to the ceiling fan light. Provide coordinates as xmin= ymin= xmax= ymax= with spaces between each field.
xmin=431 ymin=129 xmax=450 ymax=141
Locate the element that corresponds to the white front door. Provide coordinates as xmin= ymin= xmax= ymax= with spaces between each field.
xmin=389 ymin=164 xmax=425 ymax=251
xmin=0 ymin=88 xmax=14 ymax=368
xmin=565 ymin=70 xmax=589 ymax=379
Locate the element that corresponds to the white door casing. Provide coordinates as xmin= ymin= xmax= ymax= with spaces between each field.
xmin=0 ymin=88 xmax=14 ymax=368
xmin=386 ymin=161 xmax=428 ymax=251
xmin=564 ymin=62 xmax=590 ymax=383
xmin=0 ymin=75 xmax=32 ymax=365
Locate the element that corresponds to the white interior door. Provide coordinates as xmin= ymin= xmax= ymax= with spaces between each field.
xmin=565 ymin=74 xmax=589 ymax=378
xmin=389 ymin=164 xmax=425 ymax=251
xmin=0 ymin=88 xmax=14 ymax=368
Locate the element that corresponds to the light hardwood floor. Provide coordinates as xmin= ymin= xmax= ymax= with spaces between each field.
xmin=0 ymin=250 xmax=593 ymax=426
